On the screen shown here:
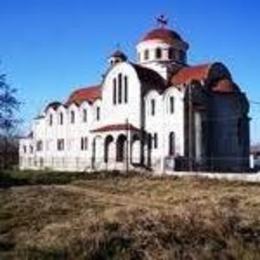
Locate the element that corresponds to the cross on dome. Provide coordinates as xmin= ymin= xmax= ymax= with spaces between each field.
xmin=156 ymin=15 xmax=168 ymax=28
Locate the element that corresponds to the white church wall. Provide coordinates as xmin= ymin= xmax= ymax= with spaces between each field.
xmin=162 ymin=87 xmax=185 ymax=157
xmin=102 ymin=63 xmax=142 ymax=128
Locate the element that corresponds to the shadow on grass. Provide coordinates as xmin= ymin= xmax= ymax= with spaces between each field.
xmin=0 ymin=170 xmax=143 ymax=189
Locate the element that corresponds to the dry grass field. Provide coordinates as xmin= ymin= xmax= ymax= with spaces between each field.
xmin=0 ymin=171 xmax=260 ymax=259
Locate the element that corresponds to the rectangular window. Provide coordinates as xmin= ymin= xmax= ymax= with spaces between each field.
xmin=23 ymin=145 xmax=27 ymax=154
xmin=113 ymin=78 xmax=117 ymax=105
xmin=118 ymin=73 xmax=122 ymax=104
xmin=151 ymin=99 xmax=155 ymax=116
xmin=154 ymin=133 xmax=158 ymax=149
xmin=124 ymin=76 xmax=128 ymax=103
xmin=96 ymin=107 xmax=100 ymax=121
xmin=57 ymin=139 xmax=65 ymax=151
xmin=170 ymin=96 xmax=174 ymax=114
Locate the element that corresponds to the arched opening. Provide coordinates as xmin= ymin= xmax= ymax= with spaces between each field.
xmin=104 ymin=135 xmax=114 ymax=163
xmin=147 ymin=133 xmax=153 ymax=167
xmin=116 ymin=134 xmax=127 ymax=162
xmin=169 ymin=132 xmax=176 ymax=156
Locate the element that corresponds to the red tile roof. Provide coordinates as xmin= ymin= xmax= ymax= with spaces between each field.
xmin=91 ymin=124 xmax=140 ymax=133
xmin=141 ymin=28 xmax=183 ymax=44
xmin=171 ymin=64 xmax=212 ymax=86
xmin=66 ymin=85 xmax=101 ymax=106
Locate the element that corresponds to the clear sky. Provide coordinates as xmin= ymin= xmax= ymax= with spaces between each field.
xmin=1 ymin=0 xmax=260 ymax=143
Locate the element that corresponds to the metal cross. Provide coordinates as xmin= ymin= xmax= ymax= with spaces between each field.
xmin=156 ymin=15 xmax=168 ymax=28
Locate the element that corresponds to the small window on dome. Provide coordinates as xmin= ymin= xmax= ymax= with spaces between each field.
xmin=144 ymin=49 xmax=149 ymax=60
xmin=168 ymin=48 xmax=174 ymax=60
xmin=155 ymin=48 xmax=162 ymax=59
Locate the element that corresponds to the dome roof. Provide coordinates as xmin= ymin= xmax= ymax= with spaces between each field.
xmin=110 ymin=50 xmax=128 ymax=61
xmin=140 ymin=28 xmax=183 ymax=44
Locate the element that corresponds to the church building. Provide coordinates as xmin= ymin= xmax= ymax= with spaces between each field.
xmin=19 ymin=17 xmax=250 ymax=173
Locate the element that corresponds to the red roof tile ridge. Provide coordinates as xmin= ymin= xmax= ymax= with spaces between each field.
xmin=66 ymin=84 xmax=101 ymax=106
xmin=171 ymin=63 xmax=214 ymax=86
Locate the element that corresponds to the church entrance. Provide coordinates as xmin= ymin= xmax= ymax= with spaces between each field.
xmin=116 ymin=134 xmax=127 ymax=162
xmin=104 ymin=135 xmax=114 ymax=163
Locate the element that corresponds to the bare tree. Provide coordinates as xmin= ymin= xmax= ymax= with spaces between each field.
xmin=0 ymin=72 xmax=20 ymax=169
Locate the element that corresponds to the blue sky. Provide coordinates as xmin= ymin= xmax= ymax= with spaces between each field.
xmin=1 ymin=0 xmax=260 ymax=143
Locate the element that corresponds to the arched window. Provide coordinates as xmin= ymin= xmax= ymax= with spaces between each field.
xmin=144 ymin=49 xmax=149 ymax=60
xmin=113 ymin=78 xmax=117 ymax=105
xmin=83 ymin=109 xmax=87 ymax=123
xmin=36 ymin=140 xmax=43 ymax=151
xmin=124 ymin=76 xmax=128 ymax=103
xmin=148 ymin=134 xmax=152 ymax=149
xmin=49 ymin=114 xmax=53 ymax=126
xmin=155 ymin=48 xmax=162 ymax=59
xmin=169 ymin=132 xmax=175 ymax=156
xmin=81 ymin=137 xmax=88 ymax=151
xmin=169 ymin=96 xmax=174 ymax=114
xmin=96 ymin=107 xmax=100 ymax=121
xmin=118 ymin=73 xmax=122 ymax=104
xmin=151 ymin=99 xmax=156 ymax=116
xmin=153 ymin=133 xmax=158 ymax=149
xmin=70 ymin=111 xmax=75 ymax=124
xmin=57 ymin=139 xmax=65 ymax=151
xmin=59 ymin=113 xmax=63 ymax=125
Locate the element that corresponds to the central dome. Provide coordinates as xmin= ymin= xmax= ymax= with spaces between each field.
xmin=141 ymin=28 xmax=183 ymax=44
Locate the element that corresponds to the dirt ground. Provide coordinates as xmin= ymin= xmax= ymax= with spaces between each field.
xmin=0 ymin=174 xmax=260 ymax=259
